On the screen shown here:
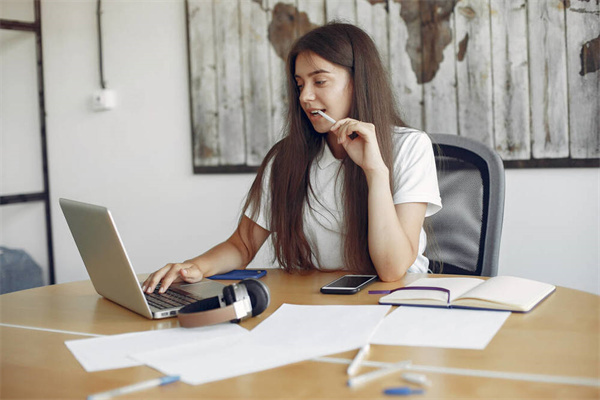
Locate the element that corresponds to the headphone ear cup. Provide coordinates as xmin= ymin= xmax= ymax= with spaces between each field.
xmin=222 ymin=284 xmax=236 ymax=306
xmin=240 ymin=278 xmax=270 ymax=317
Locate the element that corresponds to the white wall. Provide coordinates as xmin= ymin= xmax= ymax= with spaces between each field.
xmin=40 ymin=0 xmax=259 ymax=284
xmin=3 ymin=0 xmax=598 ymax=294
xmin=500 ymin=168 xmax=599 ymax=294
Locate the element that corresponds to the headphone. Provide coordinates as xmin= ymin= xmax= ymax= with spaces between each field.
xmin=177 ymin=278 xmax=270 ymax=328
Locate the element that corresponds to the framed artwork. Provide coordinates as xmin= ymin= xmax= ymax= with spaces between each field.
xmin=187 ymin=0 xmax=599 ymax=173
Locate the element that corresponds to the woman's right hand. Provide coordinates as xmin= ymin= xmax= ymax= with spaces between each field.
xmin=142 ymin=262 xmax=204 ymax=294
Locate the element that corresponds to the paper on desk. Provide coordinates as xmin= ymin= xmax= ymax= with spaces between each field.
xmin=65 ymin=324 xmax=248 ymax=372
xmin=131 ymin=304 xmax=391 ymax=385
xmin=371 ymin=306 xmax=510 ymax=349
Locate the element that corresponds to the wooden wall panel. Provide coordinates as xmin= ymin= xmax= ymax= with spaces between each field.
xmin=357 ymin=0 xmax=390 ymax=69
xmin=422 ymin=1 xmax=458 ymax=135
xmin=298 ymin=0 xmax=325 ymax=25
xmin=454 ymin=0 xmax=494 ymax=147
xmin=188 ymin=0 xmax=219 ymax=167
xmin=189 ymin=0 xmax=599 ymax=172
xmin=214 ymin=0 xmax=245 ymax=165
xmin=266 ymin=0 xmax=295 ymax=145
xmin=490 ymin=0 xmax=531 ymax=160
xmin=566 ymin=0 xmax=600 ymax=159
xmin=527 ymin=0 xmax=569 ymax=159
xmin=326 ymin=0 xmax=356 ymax=23
xmin=388 ymin=0 xmax=423 ymax=129
xmin=241 ymin=0 xmax=273 ymax=166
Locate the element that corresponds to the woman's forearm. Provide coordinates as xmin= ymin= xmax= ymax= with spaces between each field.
xmin=185 ymin=240 xmax=247 ymax=277
xmin=365 ymin=169 xmax=417 ymax=282
xmin=187 ymin=216 xmax=270 ymax=277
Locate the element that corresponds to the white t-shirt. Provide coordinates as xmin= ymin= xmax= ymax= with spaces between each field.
xmin=247 ymin=127 xmax=442 ymax=273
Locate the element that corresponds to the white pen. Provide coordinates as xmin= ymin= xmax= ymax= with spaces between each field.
xmin=402 ymin=372 xmax=432 ymax=387
xmin=315 ymin=110 xmax=358 ymax=140
xmin=347 ymin=360 xmax=412 ymax=388
xmin=346 ymin=313 xmax=387 ymax=376
xmin=87 ymin=375 xmax=180 ymax=400
xmin=346 ymin=343 xmax=370 ymax=376
xmin=316 ymin=110 xmax=337 ymax=124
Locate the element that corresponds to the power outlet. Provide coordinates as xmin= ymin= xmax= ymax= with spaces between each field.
xmin=92 ymin=89 xmax=117 ymax=111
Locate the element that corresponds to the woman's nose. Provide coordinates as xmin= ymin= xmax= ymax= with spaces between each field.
xmin=299 ymin=85 xmax=315 ymax=103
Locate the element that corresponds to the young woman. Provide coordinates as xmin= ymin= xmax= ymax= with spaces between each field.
xmin=143 ymin=22 xmax=441 ymax=294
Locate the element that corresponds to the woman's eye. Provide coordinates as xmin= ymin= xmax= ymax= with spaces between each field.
xmin=315 ymin=80 xmax=325 ymax=85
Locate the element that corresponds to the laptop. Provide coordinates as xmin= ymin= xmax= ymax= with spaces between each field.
xmin=59 ymin=198 xmax=225 ymax=319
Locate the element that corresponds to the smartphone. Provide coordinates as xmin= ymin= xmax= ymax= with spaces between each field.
xmin=320 ymin=275 xmax=378 ymax=295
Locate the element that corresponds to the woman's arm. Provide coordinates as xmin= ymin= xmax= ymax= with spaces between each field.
xmin=365 ymin=168 xmax=426 ymax=281
xmin=142 ymin=216 xmax=270 ymax=293
xmin=331 ymin=119 xmax=427 ymax=282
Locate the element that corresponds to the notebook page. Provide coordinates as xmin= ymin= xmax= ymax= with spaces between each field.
xmin=456 ymin=276 xmax=556 ymax=308
xmin=382 ymin=277 xmax=484 ymax=303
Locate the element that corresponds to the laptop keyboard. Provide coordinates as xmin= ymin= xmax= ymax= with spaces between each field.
xmin=145 ymin=286 xmax=199 ymax=310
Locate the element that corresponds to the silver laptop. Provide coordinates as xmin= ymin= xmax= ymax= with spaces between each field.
xmin=59 ymin=198 xmax=224 ymax=319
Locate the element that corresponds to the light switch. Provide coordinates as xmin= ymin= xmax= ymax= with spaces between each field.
xmin=92 ymin=89 xmax=117 ymax=111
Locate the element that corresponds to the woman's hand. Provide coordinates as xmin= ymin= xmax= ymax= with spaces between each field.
xmin=141 ymin=216 xmax=270 ymax=295
xmin=142 ymin=262 xmax=204 ymax=294
xmin=330 ymin=118 xmax=387 ymax=174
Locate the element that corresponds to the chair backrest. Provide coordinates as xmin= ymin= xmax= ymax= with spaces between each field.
xmin=426 ymin=134 xmax=505 ymax=277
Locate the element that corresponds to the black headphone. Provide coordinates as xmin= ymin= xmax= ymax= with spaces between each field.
xmin=177 ymin=278 xmax=270 ymax=328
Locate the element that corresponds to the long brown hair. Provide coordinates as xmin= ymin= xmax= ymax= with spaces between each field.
xmin=243 ymin=22 xmax=405 ymax=273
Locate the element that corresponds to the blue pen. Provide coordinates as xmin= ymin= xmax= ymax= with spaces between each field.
xmin=87 ymin=375 xmax=180 ymax=400
xmin=383 ymin=386 xmax=424 ymax=396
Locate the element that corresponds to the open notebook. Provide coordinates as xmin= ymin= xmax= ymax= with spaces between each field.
xmin=375 ymin=276 xmax=556 ymax=313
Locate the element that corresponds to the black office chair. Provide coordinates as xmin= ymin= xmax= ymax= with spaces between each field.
xmin=425 ymin=134 xmax=505 ymax=277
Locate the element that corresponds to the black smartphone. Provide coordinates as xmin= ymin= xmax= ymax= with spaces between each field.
xmin=320 ymin=275 xmax=378 ymax=295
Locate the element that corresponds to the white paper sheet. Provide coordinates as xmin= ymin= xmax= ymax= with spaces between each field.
xmin=371 ymin=306 xmax=510 ymax=349
xmin=131 ymin=304 xmax=391 ymax=385
xmin=65 ymin=324 xmax=248 ymax=372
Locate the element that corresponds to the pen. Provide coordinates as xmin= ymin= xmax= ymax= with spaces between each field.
xmin=87 ymin=375 xmax=180 ymax=400
xmin=346 ymin=313 xmax=387 ymax=376
xmin=346 ymin=343 xmax=370 ymax=376
xmin=316 ymin=110 xmax=359 ymax=140
xmin=347 ymin=360 xmax=411 ymax=388
xmin=383 ymin=386 xmax=425 ymax=396
xmin=402 ymin=372 xmax=432 ymax=387
xmin=316 ymin=110 xmax=336 ymax=124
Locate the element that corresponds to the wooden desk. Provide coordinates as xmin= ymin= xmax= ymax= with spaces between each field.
xmin=1 ymin=270 xmax=599 ymax=399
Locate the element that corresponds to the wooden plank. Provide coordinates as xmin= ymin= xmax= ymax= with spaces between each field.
xmin=356 ymin=0 xmax=389 ymax=69
xmin=214 ymin=0 xmax=245 ymax=165
xmin=527 ymin=0 xmax=569 ymax=159
xmin=266 ymin=0 xmax=296 ymax=144
xmin=325 ymin=0 xmax=356 ymax=23
xmin=388 ymin=0 xmax=423 ymax=129
xmin=565 ymin=0 xmax=600 ymax=159
xmin=454 ymin=0 xmax=494 ymax=147
xmin=240 ymin=0 xmax=273 ymax=166
xmin=422 ymin=1 xmax=458 ymax=135
xmin=356 ymin=0 xmax=375 ymax=48
xmin=356 ymin=0 xmax=373 ymax=31
xmin=490 ymin=0 xmax=531 ymax=160
xmin=298 ymin=0 xmax=326 ymax=26
xmin=187 ymin=0 xmax=219 ymax=167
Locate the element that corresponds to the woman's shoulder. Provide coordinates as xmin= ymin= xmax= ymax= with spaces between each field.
xmin=391 ymin=126 xmax=433 ymax=152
